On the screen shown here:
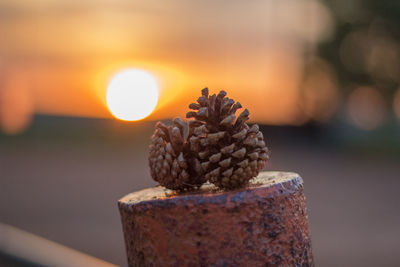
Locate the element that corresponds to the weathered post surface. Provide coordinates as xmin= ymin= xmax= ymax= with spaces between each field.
xmin=118 ymin=171 xmax=313 ymax=266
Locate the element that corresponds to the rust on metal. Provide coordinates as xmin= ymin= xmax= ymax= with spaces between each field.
xmin=118 ymin=171 xmax=313 ymax=266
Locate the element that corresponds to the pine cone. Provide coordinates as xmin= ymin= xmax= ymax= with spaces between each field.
xmin=149 ymin=118 xmax=204 ymax=191
xmin=186 ymin=88 xmax=269 ymax=189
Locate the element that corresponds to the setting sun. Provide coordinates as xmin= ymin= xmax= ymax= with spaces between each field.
xmin=106 ymin=69 xmax=159 ymax=121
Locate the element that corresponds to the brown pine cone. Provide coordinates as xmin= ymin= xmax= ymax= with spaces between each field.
xmin=148 ymin=118 xmax=204 ymax=191
xmin=186 ymin=88 xmax=269 ymax=189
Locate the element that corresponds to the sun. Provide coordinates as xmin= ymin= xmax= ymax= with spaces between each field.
xmin=106 ymin=69 xmax=159 ymax=121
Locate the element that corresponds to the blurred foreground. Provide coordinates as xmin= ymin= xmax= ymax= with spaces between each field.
xmin=1 ymin=116 xmax=399 ymax=266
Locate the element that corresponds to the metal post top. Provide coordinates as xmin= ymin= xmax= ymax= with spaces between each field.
xmin=118 ymin=171 xmax=303 ymax=210
xmin=118 ymin=171 xmax=313 ymax=266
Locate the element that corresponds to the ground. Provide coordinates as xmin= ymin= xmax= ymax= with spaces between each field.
xmin=1 ymin=120 xmax=399 ymax=266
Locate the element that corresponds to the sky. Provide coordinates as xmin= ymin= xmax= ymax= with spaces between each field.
xmin=0 ymin=0 xmax=334 ymax=133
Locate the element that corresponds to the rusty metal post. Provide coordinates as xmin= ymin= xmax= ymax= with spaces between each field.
xmin=118 ymin=171 xmax=313 ymax=266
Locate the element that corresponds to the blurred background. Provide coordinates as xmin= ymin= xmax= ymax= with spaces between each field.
xmin=1 ymin=0 xmax=399 ymax=266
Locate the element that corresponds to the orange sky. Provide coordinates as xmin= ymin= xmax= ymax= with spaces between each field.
xmin=0 ymin=0 xmax=335 ymax=133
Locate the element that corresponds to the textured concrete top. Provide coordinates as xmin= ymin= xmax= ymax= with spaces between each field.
xmin=119 ymin=171 xmax=303 ymax=208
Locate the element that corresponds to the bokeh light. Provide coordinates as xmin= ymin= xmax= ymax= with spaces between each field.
xmin=394 ymin=88 xmax=400 ymax=120
xmin=106 ymin=69 xmax=159 ymax=121
xmin=347 ymin=86 xmax=386 ymax=130
xmin=0 ymin=74 xmax=33 ymax=135
xmin=300 ymin=58 xmax=339 ymax=122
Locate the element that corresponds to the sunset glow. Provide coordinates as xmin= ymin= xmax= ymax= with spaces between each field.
xmin=0 ymin=0 xmax=337 ymax=130
xmin=106 ymin=69 xmax=159 ymax=121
